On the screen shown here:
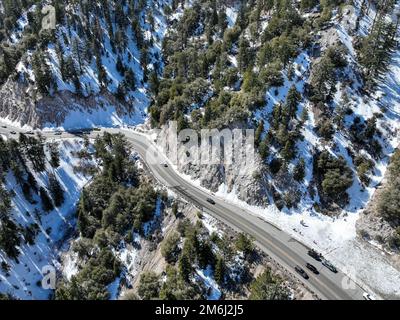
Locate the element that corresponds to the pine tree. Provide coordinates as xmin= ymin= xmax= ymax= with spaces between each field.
xmin=235 ymin=233 xmax=254 ymax=259
xmin=249 ymin=269 xmax=290 ymax=300
xmin=358 ymin=16 xmax=398 ymax=89
xmin=0 ymin=184 xmax=12 ymax=220
xmin=148 ymin=70 xmax=159 ymax=95
xmin=49 ymin=142 xmax=60 ymax=168
xmin=19 ymin=134 xmax=46 ymax=172
xmin=285 ymin=85 xmax=301 ymax=118
xmin=77 ymin=188 xmax=90 ymax=236
xmin=0 ymin=218 xmax=21 ymax=260
xmin=238 ymin=36 xmax=251 ymax=71
xmin=32 ymin=51 xmax=52 ymax=95
xmin=293 ymin=158 xmax=306 ymax=182
xmin=179 ymin=252 xmax=192 ymax=282
xmin=72 ymin=38 xmax=83 ymax=74
xmin=214 ymin=256 xmax=225 ymax=286
xmin=281 ymin=140 xmax=296 ymax=161
xmin=138 ymin=272 xmax=161 ymax=300
xmin=39 ymin=187 xmax=54 ymax=212
xmin=116 ymin=56 xmax=125 ymax=76
xmin=56 ymin=41 xmax=67 ymax=81
xmin=49 ymin=174 xmax=65 ymax=207
xmin=255 ymin=120 xmax=264 ymax=147
xmin=161 ymin=232 xmax=181 ymax=264
xmin=259 ymin=137 xmax=270 ymax=160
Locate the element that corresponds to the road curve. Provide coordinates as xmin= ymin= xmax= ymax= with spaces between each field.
xmin=0 ymin=124 xmax=367 ymax=300
xmin=119 ymin=129 xmax=366 ymax=300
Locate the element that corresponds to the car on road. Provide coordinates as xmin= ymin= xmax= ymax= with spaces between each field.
xmin=363 ymin=292 xmax=376 ymax=300
xmin=308 ymin=249 xmax=323 ymax=261
xmin=67 ymin=130 xmax=83 ymax=135
xmin=295 ymin=265 xmax=309 ymax=279
xmin=26 ymin=131 xmax=34 ymax=135
xmin=10 ymin=131 xmax=17 ymax=135
xmin=206 ymin=198 xmax=216 ymax=205
xmin=1 ymin=125 xmax=7 ymax=128
xmin=306 ymin=263 xmax=319 ymax=275
xmin=54 ymin=131 xmax=62 ymax=135
xmin=322 ymin=260 xmax=338 ymax=273
xmin=161 ymin=163 xmax=168 ymax=168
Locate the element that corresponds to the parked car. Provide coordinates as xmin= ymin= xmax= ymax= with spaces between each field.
xmin=10 ymin=131 xmax=17 ymax=135
xmin=306 ymin=263 xmax=319 ymax=275
xmin=295 ymin=265 xmax=309 ymax=279
xmin=308 ymin=249 xmax=323 ymax=261
xmin=322 ymin=260 xmax=338 ymax=273
xmin=26 ymin=131 xmax=34 ymax=135
xmin=161 ymin=163 xmax=168 ymax=168
xmin=1 ymin=125 xmax=7 ymax=128
xmin=206 ymin=198 xmax=216 ymax=205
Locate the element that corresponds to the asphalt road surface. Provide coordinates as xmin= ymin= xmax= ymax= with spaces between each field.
xmin=0 ymin=124 xmax=368 ymax=300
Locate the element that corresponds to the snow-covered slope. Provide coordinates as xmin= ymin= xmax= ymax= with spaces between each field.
xmin=0 ymin=138 xmax=93 ymax=299
xmin=145 ymin=0 xmax=400 ymax=298
xmin=1 ymin=0 xmax=400 ymax=300
xmin=0 ymin=0 xmax=171 ymax=129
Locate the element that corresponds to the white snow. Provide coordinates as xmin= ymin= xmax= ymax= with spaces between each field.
xmin=43 ymin=102 xmax=144 ymax=130
xmin=0 ymin=138 xmax=94 ymax=299
xmin=196 ymin=265 xmax=222 ymax=300
xmin=226 ymin=7 xmax=238 ymax=28
xmin=62 ymin=251 xmax=79 ymax=281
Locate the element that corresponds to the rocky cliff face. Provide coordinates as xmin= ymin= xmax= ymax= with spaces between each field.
xmin=0 ymin=78 xmax=39 ymax=126
xmin=356 ymin=151 xmax=400 ymax=257
xmin=0 ymin=78 xmax=133 ymax=128
xmin=154 ymin=122 xmax=271 ymax=206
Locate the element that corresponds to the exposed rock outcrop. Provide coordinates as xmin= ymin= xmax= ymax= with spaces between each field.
xmin=0 ymin=78 xmax=134 ymax=128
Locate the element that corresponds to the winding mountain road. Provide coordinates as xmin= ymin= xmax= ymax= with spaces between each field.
xmin=0 ymin=124 xmax=368 ymax=300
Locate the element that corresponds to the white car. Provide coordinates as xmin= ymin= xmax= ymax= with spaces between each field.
xmin=363 ymin=292 xmax=376 ymax=300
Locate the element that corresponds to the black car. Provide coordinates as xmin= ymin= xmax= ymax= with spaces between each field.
xmin=306 ymin=263 xmax=319 ymax=275
xmin=295 ymin=266 xmax=309 ymax=279
xmin=10 ymin=131 xmax=17 ymax=135
xmin=308 ymin=249 xmax=322 ymax=261
xmin=206 ymin=198 xmax=216 ymax=205
xmin=67 ymin=130 xmax=83 ymax=135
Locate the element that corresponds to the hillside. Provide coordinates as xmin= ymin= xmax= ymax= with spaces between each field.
xmin=144 ymin=0 xmax=400 ymax=297
xmin=0 ymin=0 xmax=400 ymax=299
xmin=0 ymin=0 xmax=170 ymax=128
xmin=0 ymin=131 xmax=314 ymax=300
xmin=0 ymin=134 xmax=93 ymax=299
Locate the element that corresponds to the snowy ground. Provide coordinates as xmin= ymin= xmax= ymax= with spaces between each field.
xmin=0 ymin=139 xmax=93 ymax=299
xmin=43 ymin=100 xmax=146 ymax=131
xmin=196 ymin=266 xmax=222 ymax=300
xmin=2 ymin=0 xmax=400 ymax=300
